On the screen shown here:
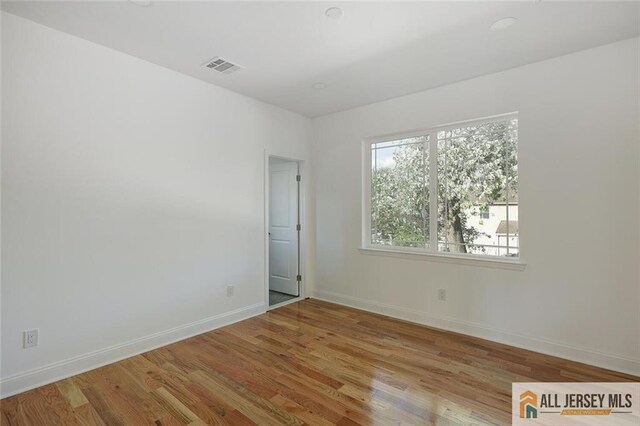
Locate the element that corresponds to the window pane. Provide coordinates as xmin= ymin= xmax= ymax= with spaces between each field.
xmin=371 ymin=136 xmax=429 ymax=248
xmin=437 ymin=118 xmax=518 ymax=257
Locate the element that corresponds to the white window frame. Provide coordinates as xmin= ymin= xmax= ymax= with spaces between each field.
xmin=361 ymin=112 xmax=525 ymax=271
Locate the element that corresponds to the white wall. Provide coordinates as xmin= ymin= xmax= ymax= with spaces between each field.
xmin=312 ymin=38 xmax=640 ymax=375
xmin=0 ymin=12 xmax=313 ymax=397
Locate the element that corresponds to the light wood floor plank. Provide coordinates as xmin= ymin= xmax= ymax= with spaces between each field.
xmin=1 ymin=299 xmax=637 ymax=425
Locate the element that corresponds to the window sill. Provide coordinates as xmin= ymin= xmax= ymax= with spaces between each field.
xmin=358 ymin=246 xmax=527 ymax=271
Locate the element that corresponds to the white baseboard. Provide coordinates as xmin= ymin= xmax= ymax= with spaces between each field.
xmin=3 ymin=293 xmax=637 ymax=400
xmin=0 ymin=302 xmax=266 ymax=399
xmin=311 ymin=289 xmax=640 ymax=377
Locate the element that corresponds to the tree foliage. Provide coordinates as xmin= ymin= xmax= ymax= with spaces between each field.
xmin=372 ymin=140 xmax=428 ymax=247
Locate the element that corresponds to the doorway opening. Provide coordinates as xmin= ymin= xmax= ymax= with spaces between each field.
xmin=267 ymin=156 xmax=302 ymax=307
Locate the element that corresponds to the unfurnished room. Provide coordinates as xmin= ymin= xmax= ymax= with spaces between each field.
xmin=0 ymin=1 xmax=639 ymax=425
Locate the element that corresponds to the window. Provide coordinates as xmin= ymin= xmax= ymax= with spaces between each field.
xmin=479 ymin=207 xmax=490 ymax=220
xmin=366 ymin=114 xmax=518 ymax=259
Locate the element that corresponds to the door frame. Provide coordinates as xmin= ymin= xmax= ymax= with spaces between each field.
xmin=264 ymin=151 xmax=306 ymax=309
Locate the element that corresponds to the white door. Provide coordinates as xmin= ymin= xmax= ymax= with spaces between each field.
xmin=269 ymin=160 xmax=299 ymax=296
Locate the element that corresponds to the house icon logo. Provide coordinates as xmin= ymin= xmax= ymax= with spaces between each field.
xmin=520 ymin=391 xmax=538 ymax=419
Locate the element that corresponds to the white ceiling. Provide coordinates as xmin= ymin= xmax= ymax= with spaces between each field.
xmin=2 ymin=1 xmax=639 ymax=117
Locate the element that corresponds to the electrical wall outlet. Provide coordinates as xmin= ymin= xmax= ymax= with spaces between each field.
xmin=226 ymin=285 xmax=234 ymax=297
xmin=438 ymin=289 xmax=447 ymax=301
xmin=24 ymin=329 xmax=39 ymax=348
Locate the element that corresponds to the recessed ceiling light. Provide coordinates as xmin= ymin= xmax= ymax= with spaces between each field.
xmin=129 ymin=0 xmax=152 ymax=6
xmin=325 ymin=7 xmax=344 ymax=20
xmin=312 ymin=82 xmax=327 ymax=90
xmin=490 ymin=17 xmax=518 ymax=31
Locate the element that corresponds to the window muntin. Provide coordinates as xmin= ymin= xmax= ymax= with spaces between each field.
xmin=366 ymin=115 xmax=518 ymax=258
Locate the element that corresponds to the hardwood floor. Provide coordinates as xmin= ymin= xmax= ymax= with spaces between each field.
xmin=1 ymin=299 xmax=637 ymax=425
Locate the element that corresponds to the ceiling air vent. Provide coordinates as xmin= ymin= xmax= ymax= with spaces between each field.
xmin=203 ymin=57 xmax=242 ymax=74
